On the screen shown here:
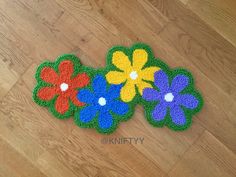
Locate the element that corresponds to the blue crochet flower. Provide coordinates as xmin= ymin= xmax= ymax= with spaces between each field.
xmin=75 ymin=75 xmax=129 ymax=133
xmin=143 ymin=70 xmax=200 ymax=128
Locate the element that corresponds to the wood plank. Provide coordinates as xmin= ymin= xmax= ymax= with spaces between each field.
xmin=0 ymin=75 xmax=165 ymax=176
xmin=0 ymin=111 xmax=79 ymax=177
xmin=162 ymin=17 xmax=236 ymax=102
xmin=1 ymin=112 xmax=79 ymax=177
xmin=178 ymin=0 xmax=189 ymax=5
xmin=120 ymin=107 xmax=205 ymax=172
xmin=96 ymin=0 xmax=236 ymax=101
xmin=137 ymin=0 xmax=169 ymax=23
xmin=0 ymin=0 xmax=71 ymax=63
xmin=147 ymin=0 xmax=236 ymax=77
xmin=55 ymin=0 xmax=167 ymax=47
xmin=37 ymin=152 xmax=78 ymax=177
xmin=0 ymin=11 xmax=33 ymax=98
xmin=55 ymin=0 xmax=135 ymax=46
xmin=0 ymin=137 xmax=47 ymax=177
xmin=169 ymin=131 xmax=236 ymax=177
xmin=0 ymin=0 xmax=107 ymax=65
xmin=188 ymin=0 xmax=236 ymax=47
xmin=0 ymin=165 xmax=18 ymax=177
xmin=0 ymin=0 xmax=107 ymax=99
xmin=0 ymin=59 xmax=18 ymax=98
xmin=0 ymin=111 xmax=45 ymax=163
xmin=69 ymin=129 xmax=166 ymax=177
xmin=94 ymin=0 xmax=236 ymax=153
xmin=94 ymin=0 xmax=167 ymax=43
xmin=158 ymin=22 xmax=236 ymax=152
xmin=0 ymin=15 xmax=32 ymax=75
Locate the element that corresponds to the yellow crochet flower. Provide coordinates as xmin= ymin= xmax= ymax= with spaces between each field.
xmin=106 ymin=48 xmax=160 ymax=102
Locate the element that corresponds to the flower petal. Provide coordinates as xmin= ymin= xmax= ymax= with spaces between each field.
xmin=136 ymin=80 xmax=152 ymax=95
xmin=170 ymin=106 xmax=186 ymax=125
xmin=77 ymin=89 xmax=95 ymax=104
xmin=79 ymin=105 xmax=98 ymax=123
xmin=55 ymin=95 xmax=69 ymax=114
xmin=70 ymin=90 xmax=84 ymax=106
xmin=171 ymin=75 xmax=189 ymax=93
xmin=92 ymin=75 xmax=107 ymax=96
xmin=132 ymin=49 xmax=148 ymax=70
xmin=154 ymin=70 xmax=169 ymax=92
xmin=107 ymin=84 xmax=122 ymax=99
xmin=143 ymin=88 xmax=160 ymax=101
xmin=37 ymin=87 xmax=57 ymax=101
xmin=110 ymin=100 xmax=129 ymax=115
xmin=98 ymin=110 xmax=113 ymax=129
xmin=106 ymin=71 xmax=127 ymax=84
xmin=120 ymin=80 xmax=136 ymax=102
xmin=58 ymin=60 xmax=74 ymax=80
xmin=40 ymin=67 xmax=58 ymax=84
xmin=176 ymin=94 xmax=199 ymax=109
xmin=141 ymin=67 xmax=160 ymax=81
xmin=152 ymin=102 xmax=167 ymax=121
xmin=112 ymin=51 xmax=131 ymax=71
xmin=71 ymin=73 xmax=90 ymax=88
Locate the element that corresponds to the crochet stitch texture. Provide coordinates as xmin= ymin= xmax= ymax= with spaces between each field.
xmin=33 ymin=43 xmax=203 ymax=134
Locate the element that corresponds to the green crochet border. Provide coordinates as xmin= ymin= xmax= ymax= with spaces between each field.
xmin=104 ymin=43 xmax=204 ymax=132
xmin=74 ymin=43 xmax=167 ymax=134
xmin=32 ymin=54 xmax=90 ymax=119
xmin=74 ymin=68 xmax=136 ymax=134
xmin=141 ymin=69 xmax=203 ymax=131
xmin=33 ymin=43 xmax=204 ymax=134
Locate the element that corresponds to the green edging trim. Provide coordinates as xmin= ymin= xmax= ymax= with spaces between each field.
xmin=33 ymin=43 xmax=204 ymax=134
xmin=73 ymin=68 xmax=136 ymax=134
xmin=142 ymin=68 xmax=204 ymax=131
xmin=32 ymin=54 xmax=89 ymax=119
xmin=104 ymin=43 xmax=204 ymax=132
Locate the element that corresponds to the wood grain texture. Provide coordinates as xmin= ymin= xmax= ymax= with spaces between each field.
xmin=169 ymin=131 xmax=236 ymax=177
xmin=188 ymin=0 xmax=236 ymax=47
xmin=158 ymin=22 xmax=236 ymax=153
xmin=0 ymin=138 xmax=47 ymax=177
xmin=0 ymin=0 xmax=236 ymax=176
xmin=179 ymin=0 xmax=189 ymax=5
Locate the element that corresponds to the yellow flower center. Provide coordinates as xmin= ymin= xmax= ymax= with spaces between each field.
xmin=129 ymin=71 xmax=138 ymax=80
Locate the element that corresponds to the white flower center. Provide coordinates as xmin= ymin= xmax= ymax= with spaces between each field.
xmin=60 ymin=83 xmax=69 ymax=92
xmin=98 ymin=97 xmax=106 ymax=106
xmin=129 ymin=71 xmax=138 ymax=80
xmin=164 ymin=93 xmax=174 ymax=102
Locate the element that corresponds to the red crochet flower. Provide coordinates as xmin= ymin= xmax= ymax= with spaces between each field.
xmin=37 ymin=60 xmax=90 ymax=114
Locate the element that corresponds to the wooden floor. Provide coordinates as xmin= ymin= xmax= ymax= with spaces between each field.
xmin=0 ymin=0 xmax=236 ymax=176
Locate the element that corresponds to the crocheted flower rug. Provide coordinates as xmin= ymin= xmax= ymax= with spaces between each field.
xmin=33 ymin=43 xmax=203 ymax=134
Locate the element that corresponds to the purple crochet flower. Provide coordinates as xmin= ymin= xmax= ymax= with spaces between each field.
xmin=142 ymin=70 xmax=199 ymax=126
